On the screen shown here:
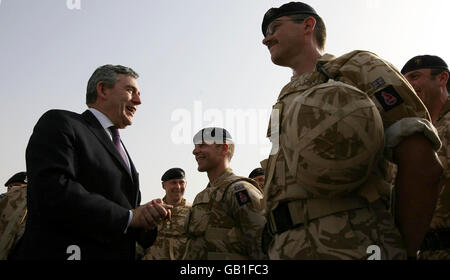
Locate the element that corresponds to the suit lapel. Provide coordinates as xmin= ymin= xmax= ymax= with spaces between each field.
xmin=81 ymin=110 xmax=133 ymax=181
xmin=122 ymin=144 xmax=140 ymax=207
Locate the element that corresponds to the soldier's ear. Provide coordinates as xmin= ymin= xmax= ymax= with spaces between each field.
xmin=303 ymin=16 xmax=316 ymax=36
xmin=438 ymin=71 xmax=449 ymax=87
xmin=222 ymin=143 xmax=230 ymax=154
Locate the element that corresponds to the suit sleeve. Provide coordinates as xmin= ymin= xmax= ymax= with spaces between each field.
xmin=26 ymin=110 xmax=130 ymax=243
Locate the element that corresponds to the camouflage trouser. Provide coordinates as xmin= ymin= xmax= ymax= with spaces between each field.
xmin=418 ymin=250 xmax=450 ymax=260
xmin=268 ymin=200 xmax=407 ymax=260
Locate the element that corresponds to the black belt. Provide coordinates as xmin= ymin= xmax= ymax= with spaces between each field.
xmin=420 ymin=228 xmax=450 ymax=252
xmin=267 ymin=202 xmax=296 ymax=235
xmin=267 ymin=198 xmax=368 ymax=236
xmin=262 ymin=198 xmax=368 ymax=254
xmin=262 ymin=203 xmax=294 ymax=254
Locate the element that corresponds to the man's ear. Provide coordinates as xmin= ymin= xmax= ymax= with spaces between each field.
xmin=303 ymin=16 xmax=316 ymax=36
xmin=96 ymin=81 xmax=108 ymax=100
xmin=222 ymin=143 xmax=230 ymax=156
xmin=438 ymin=71 xmax=449 ymax=88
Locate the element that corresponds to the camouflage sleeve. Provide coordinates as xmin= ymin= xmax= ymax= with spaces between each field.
xmin=337 ymin=51 xmax=439 ymax=154
xmin=0 ymin=187 xmax=27 ymax=259
xmin=437 ymin=118 xmax=450 ymax=168
xmin=385 ymin=117 xmax=441 ymax=152
xmin=430 ymin=115 xmax=450 ymax=230
xmin=225 ymin=181 xmax=266 ymax=260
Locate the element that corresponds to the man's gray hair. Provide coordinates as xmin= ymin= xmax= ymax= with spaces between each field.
xmin=86 ymin=64 xmax=139 ymax=105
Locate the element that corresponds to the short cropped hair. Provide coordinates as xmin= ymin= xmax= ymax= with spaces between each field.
xmin=226 ymin=142 xmax=235 ymax=161
xmin=86 ymin=64 xmax=139 ymax=105
xmin=430 ymin=68 xmax=450 ymax=92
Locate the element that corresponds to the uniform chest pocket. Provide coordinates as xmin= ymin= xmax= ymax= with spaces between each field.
xmin=185 ymin=200 xmax=210 ymax=236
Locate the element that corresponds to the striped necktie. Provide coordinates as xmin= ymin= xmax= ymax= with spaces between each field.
xmin=109 ymin=126 xmax=129 ymax=169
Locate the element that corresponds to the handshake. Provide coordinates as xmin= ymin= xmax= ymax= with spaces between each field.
xmin=130 ymin=199 xmax=173 ymax=230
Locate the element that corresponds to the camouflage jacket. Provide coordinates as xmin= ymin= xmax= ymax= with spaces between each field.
xmin=262 ymin=51 xmax=411 ymax=259
xmin=183 ymin=169 xmax=266 ymax=260
xmin=431 ymin=96 xmax=450 ymax=230
xmin=417 ymin=96 xmax=450 ymax=259
xmin=0 ymin=186 xmax=27 ymax=260
xmin=143 ymin=198 xmax=191 ymax=260
xmin=263 ymin=50 xmax=440 ymax=212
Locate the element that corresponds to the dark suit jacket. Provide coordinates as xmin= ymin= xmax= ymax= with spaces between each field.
xmin=11 ymin=109 xmax=155 ymax=260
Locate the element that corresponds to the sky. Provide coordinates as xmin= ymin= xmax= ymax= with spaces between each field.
xmin=0 ymin=0 xmax=449 ymax=204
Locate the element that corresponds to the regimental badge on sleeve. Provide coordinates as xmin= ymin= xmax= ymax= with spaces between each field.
xmin=233 ymin=185 xmax=250 ymax=206
xmin=374 ymin=85 xmax=404 ymax=112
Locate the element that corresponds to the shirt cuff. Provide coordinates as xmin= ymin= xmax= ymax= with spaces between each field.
xmin=124 ymin=210 xmax=133 ymax=234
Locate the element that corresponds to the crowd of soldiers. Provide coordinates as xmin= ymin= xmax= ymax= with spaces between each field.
xmin=1 ymin=1 xmax=449 ymax=260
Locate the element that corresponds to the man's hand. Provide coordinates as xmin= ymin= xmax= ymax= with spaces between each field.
xmin=130 ymin=199 xmax=173 ymax=230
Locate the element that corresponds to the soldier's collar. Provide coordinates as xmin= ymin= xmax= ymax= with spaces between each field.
xmin=210 ymin=168 xmax=234 ymax=188
xmin=162 ymin=196 xmax=186 ymax=207
xmin=318 ymin=53 xmax=336 ymax=64
xmin=179 ymin=198 xmax=187 ymax=206
xmin=438 ymin=95 xmax=450 ymax=122
xmin=279 ymin=71 xmax=323 ymax=101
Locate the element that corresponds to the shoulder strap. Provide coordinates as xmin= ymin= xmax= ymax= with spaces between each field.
xmin=319 ymin=50 xmax=367 ymax=81
xmin=217 ymin=176 xmax=260 ymax=202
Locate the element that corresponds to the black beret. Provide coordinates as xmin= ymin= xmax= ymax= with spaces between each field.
xmin=262 ymin=2 xmax=318 ymax=36
xmin=249 ymin=168 xmax=265 ymax=178
xmin=161 ymin=168 xmax=185 ymax=182
xmin=193 ymin=127 xmax=233 ymax=144
xmin=4 ymin=171 xmax=27 ymax=186
xmin=401 ymin=55 xmax=449 ymax=75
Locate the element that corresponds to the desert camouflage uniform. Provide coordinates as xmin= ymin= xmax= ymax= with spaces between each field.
xmin=263 ymin=51 xmax=441 ymax=260
xmin=142 ymin=198 xmax=192 ymax=260
xmin=183 ymin=168 xmax=266 ymax=260
xmin=0 ymin=185 xmax=28 ymax=259
xmin=419 ymin=97 xmax=450 ymax=259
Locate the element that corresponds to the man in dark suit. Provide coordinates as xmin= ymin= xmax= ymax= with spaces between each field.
xmin=11 ymin=65 xmax=171 ymax=260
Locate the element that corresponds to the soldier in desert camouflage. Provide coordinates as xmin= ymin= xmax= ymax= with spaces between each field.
xmin=249 ymin=168 xmax=265 ymax=192
xmin=0 ymin=172 xmax=28 ymax=259
xmin=183 ymin=127 xmax=266 ymax=260
xmin=260 ymin=2 xmax=442 ymax=259
xmin=402 ymin=55 xmax=450 ymax=260
xmin=143 ymin=168 xmax=192 ymax=260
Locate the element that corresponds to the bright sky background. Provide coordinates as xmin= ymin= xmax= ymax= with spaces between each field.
xmin=1 ymin=0 xmax=449 ymax=204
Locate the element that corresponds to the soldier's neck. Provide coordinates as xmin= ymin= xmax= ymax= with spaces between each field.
xmin=207 ymin=161 xmax=230 ymax=183
xmin=165 ymin=197 xmax=182 ymax=206
xmin=429 ymin=90 xmax=448 ymax=124
xmin=291 ymin=48 xmax=323 ymax=78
